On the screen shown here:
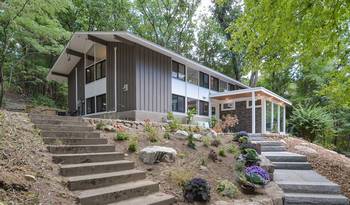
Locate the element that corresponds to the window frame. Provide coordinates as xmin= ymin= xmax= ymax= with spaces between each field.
xmin=96 ymin=94 xmax=106 ymax=113
xmin=228 ymin=83 xmax=236 ymax=91
xmin=221 ymin=101 xmax=236 ymax=111
xmin=187 ymin=67 xmax=199 ymax=85
xmin=219 ymin=80 xmax=228 ymax=92
xmin=95 ymin=59 xmax=106 ymax=80
xmin=171 ymin=61 xmax=186 ymax=81
xmin=199 ymin=72 xmax=209 ymax=89
xmin=210 ymin=76 xmax=219 ymax=91
xmin=187 ymin=97 xmax=198 ymax=112
xmin=199 ymin=100 xmax=209 ymax=116
xmin=246 ymin=99 xmax=262 ymax=108
xmin=86 ymin=97 xmax=95 ymax=114
xmin=172 ymin=94 xmax=185 ymax=113
xmin=85 ymin=65 xmax=95 ymax=84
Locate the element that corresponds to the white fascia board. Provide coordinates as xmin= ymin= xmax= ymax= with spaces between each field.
xmin=210 ymin=87 xmax=292 ymax=106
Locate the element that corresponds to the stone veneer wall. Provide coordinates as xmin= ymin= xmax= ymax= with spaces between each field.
xmin=220 ymin=101 xmax=262 ymax=133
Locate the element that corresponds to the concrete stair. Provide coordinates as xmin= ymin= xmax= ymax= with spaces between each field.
xmin=52 ymin=152 xmax=124 ymax=164
xmin=30 ymin=114 xmax=175 ymax=205
xmin=250 ymin=136 xmax=349 ymax=205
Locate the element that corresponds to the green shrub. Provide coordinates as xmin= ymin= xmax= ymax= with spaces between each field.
xmin=146 ymin=126 xmax=159 ymax=142
xmin=167 ymin=112 xmax=181 ymax=132
xmin=187 ymin=108 xmax=196 ymax=124
xmin=238 ymin=136 xmax=249 ymax=144
xmin=187 ymin=134 xmax=196 ymax=149
xmin=128 ymin=136 xmax=138 ymax=152
xmin=202 ymin=136 xmax=212 ymax=147
xmin=227 ymin=144 xmax=240 ymax=157
xmin=210 ymin=116 xmax=218 ymax=128
xmin=235 ymin=160 xmax=245 ymax=172
xmin=244 ymin=148 xmax=260 ymax=165
xmin=217 ymin=180 xmax=238 ymax=198
xmin=289 ymin=105 xmax=334 ymax=142
xmin=115 ymin=132 xmax=129 ymax=141
xmin=218 ymin=147 xmax=226 ymax=157
xmin=31 ymin=95 xmax=56 ymax=108
xmin=163 ymin=130 xmax=171 ymax=139
xmin=96 ymin=121 xmax=105 ymax=130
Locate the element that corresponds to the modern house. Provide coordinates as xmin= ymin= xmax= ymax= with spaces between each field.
xmin=48 ymin=31 xmax=291 ymax=134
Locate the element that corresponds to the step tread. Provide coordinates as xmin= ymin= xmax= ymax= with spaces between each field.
xmin=76 ymin=180 xmax=158 ymax=199
xmin=108 ymin=192 xmax=175 ymax=205
xmin=37 ymin=124 xmax=93 ymax=128
xmin=52 ymin=152 xmax=123 ymax=157
xmin=274 ymin=161 xmax=311 ymax=164
xmin=277 ymin=181 xmax=339 ymax=186
xmin=48 ymin=144 xmax=114 ymax=148
xmin=60 ymin=160 xmax=133 ymax=169
xmin=285 ymin=192 xmax=348 ymax=199
xmin=68 ymin=169 xmax=145 ymax=182
xmin=262 ymin=151 xmax=305 ymax=157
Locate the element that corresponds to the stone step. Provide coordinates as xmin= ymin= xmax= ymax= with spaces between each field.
xmin=60 ymin=160 xmax=134 ymax=177
xmin=43 ymin=138 xmax=107 ymax=145
xmin=52 ymin=152 xmax=124 ymax=164
xmin=253 ymin=141 xmax=283 ymax=146
xmin=41 ymin=131 xmax=100 ymax=138
xmin=277 ymin=181 xmax=342 ymax=194
xmin=273 ymin=162 xmax=312 ymax=170
xmin=284 ymin=193 xmax=349 ymax=205
xmin=47 ymin=145 xmax=115 ymax=154
xmin=109 ymin=192 xmax=176 ymax=205
xmin=263 ymin=152 xmax=307 ymax=162
xmin=249 ymin=137 xmax=266 ymax=141
xmin=32 ymin=119 xmax=86 ymax=126
xmin=68 ymin=169 xmax=146 ymax=191
xmin=76 ymin=180 xmax=159 ymax=205
xmin=35 ymin=124 xmax=94 ymax=132
xmin=261 ymin=145 xmax=286 ymax=152
xmin=30 ymin=114 xmax=84 ymax=122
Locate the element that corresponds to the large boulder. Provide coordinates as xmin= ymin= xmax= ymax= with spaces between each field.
xmin=139 ymin=146 xmax=177 ymax=164
xmin=174 ymin=130 xmax=189 ymax=139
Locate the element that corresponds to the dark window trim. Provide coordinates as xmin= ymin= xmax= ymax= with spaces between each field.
xmin=210 ymin=76 xmax=219 ymax=91
xmin=95 ymin=59 xmax=106 ymax=80
xmin=172 ymin=61 xmax=186 ymax=81
xmin=172 ymin=94 xmax=185 ymax=113
xmin=199 ymin=100 xmax=209 ymax=116
xmin=96 ymin=94 xmax=107 ymax=113
xmin=85 ymin=59 xmax=107 ymax=84
xmin=199 ymin=72 xmax=209 ymax=89
xmin=86 ymin=97 xmax=95 ymax=114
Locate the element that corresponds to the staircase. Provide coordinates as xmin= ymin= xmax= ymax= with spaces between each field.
xmin=250 ymin=134 xmax=349 ymax=205
xmin=30 ymin=114 xmax=175 ymax=205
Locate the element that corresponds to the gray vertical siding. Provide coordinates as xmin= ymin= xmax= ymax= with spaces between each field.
xmin=135 ymin=45 xmax=172 ymax=113
xmin=106 ymin=42 xmax=117 ymax=111
xmin=76 ymin=59 xmax=85 ymax=115
xmin=67 ymin=67 xmax=76 ymax=113
xmin=115 ymin=42 xmax=136 ymax=112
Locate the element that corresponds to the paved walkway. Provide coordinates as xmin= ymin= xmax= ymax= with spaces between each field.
xmin=250 ymin=135 xmax=349 ymax=205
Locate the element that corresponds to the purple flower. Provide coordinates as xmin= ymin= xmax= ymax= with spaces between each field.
xmin=245 ymin=166 xmax=270 ymax=182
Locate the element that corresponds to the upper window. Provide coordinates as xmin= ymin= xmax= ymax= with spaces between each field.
xmin=199 ymin=101 xmax=209 ymax=116
xmin=187 ymin=68 xmax=199 ymax=85
xmin=228 ymin=83 xmax=236 ymax=91
xmin=96 ymin=60 xmax=106 ymax=80
xmin=172 ymin=61 xmax=185 ymax=81
xmin=219 ymin=80 xmax=228 ymax=92
xmin=96 ymin=94 xmax=106 ymax=112
xmin=247 ymin=99 xmax=262 ymax=108
xmin=172 ymin=94 xmax=185 ymax=113
xmin=86 ymin=97 xmax=95 ymax=114
xmin=210 ymin=76 xmax=219 ymax=91
xmin=86 ymin=65 xmax=94 ymax=84
xmin=199 ymin=72 xmax=209 ymax=89
xmin=222 ymin=102 xmax=235 ymax=111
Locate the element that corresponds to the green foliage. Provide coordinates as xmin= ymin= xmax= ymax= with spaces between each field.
xmin=187 ymin=134 xmax=196 ymax=149
xmin=167 ymin=112 xmax=181 ymax=132
xmin=202 ymin=136 xmax=212 ymax=147
xmin=227 ymin=144 xmax=240 ymax=157
xmin=187 ymin=108 xmax=196 ymax=124
xmin=217 ymin=180 xmax=238 ymax=198
xmin=243 ymin=148 xmax=260 ymax=165
xmin=128 ymin=136 xmax=138 ymax=152
xmin=145 ymin=126 xmax=159 ymax=143
xmin=289 ymin=105 xmax=334 ymax=143
xmin=238 ymin=136 xmax=249 ymax=144
xmin=115 ymin=132 xmax=129 ymax=141
xmin=210 ymin=116 xmax=218 ymax=128
xmin=96 ymin=121 xmax=106 ymax=130
xmin=235 ymin=160 xmax=245 ymax=172
xmin=31 ymin=95 xmax=56 ymax=108
xmin=218 ymin=147 xmax=226 ymax=157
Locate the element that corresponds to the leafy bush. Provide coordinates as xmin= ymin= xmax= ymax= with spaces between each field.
xmin=239 ymin=142 xmax=258 ymax=154
xmin=96 ymin=121 xmax=105 ymax=130
xmin=218 ymin=147 xmax=226 ymax=157
xmin=163 ymin=130 xmax=171 ymax=139
xmin=146 ymin=126 xmax=159 ymax=142
xmin=187 ymin=108 xmax=196 ymax=124
xmin=167 ymin=112 xmax=181 ymax=132
xmin=243 ymin=148 xmax=260 ymax=165
xmin=128 ymin=136 xmax=138 ymax=152
xmin=234 ymin=131 xmax=248 ymax=141
xmin=227 ymin=144 xmax=240 ymax=157
xmin=202 ymin=136 xmax=212 ymax=147
xmin=289 ymin=105 xmax=334 ymax=142
xmin=143 ymin=119 xmax=152 ymax=132
xmin=187 ymin=134 xmax=196 ymax=149
xmin=210 ymin=116 xmax=218 ymax=128
xmin=183 ymin=178 xmax=211 ymax=202
xmin=115 ymin=132 xmax=129 ymax=141
xmin=235 ymin=160 xmax=245 ymax=172
xmin=217 ymin=180 xmax=239 ymax=198
xmin=169 ymin=168 xmax=194 ymax=187
xmin=245 ymin=166 xmax=270 ymax=185
xmin=31 ymin=94 xmax=56 ymax=108
xmin=238 ymin=136 xmax=249 ymax=144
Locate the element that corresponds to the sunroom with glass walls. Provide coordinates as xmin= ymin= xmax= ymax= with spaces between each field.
xmin=84 ymin=42 xmax=107 ymax=116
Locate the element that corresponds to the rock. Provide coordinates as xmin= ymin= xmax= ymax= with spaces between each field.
xmin=209 ymin=129 xmax=218 ymax=137
xmin=199 ymin=165 xmax=208 ymax=172
xmin=139 ymin=146 xmax=177 ymax=164
xmin=24 ymin=174 xmax=36 ymax=182
xmin=214 ymin=201 xmax=231 ymax=205
xmin=294 ymin=145 xmax=317 ymax=154
xmin=103 ymin=125 xmax=116 ymax=132
xmin=193 ymin=133 xmax=202 ymax=141
xmin=174 ymin=130 xmax=189 ymax=139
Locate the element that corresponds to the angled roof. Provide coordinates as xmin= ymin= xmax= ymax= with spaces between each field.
xmin=48 ymin=31 xmax=249 ymax=88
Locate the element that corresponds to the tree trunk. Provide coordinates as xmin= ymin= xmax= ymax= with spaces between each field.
xmin=0 ymin=63 xmax=4 ymax=107
xmin=249 ymin=71 xmax=259 ymax=87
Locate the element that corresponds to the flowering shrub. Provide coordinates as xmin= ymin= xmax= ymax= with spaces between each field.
xmin=245 ymin=166 xmax=270 ymax=185
xmin=183 ymin=178 xmax=211 ymax=202
xmin=217 ymin=180 xmax=238 ymax=198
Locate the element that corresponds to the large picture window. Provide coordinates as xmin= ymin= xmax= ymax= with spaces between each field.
xmin=187 ymin=68 xmax=199 ymax=85
xmin=86 ymin=97 xmax=95 ymax=114
xmin=172 ymin=61 xmax=185 ymax=81
xmin=199 ymin=72 xmax=209 ymax=88
xmin=172 ymin=94 xmax=185 ymax=113
xmin=199 ymin=101 xmax=209 ymax=116
xmin=210 ymin=76 xmax=219 ymax=91
xmin=85 ymin=43 xmax=106 ymax=84
xmin=96 ymin=94 xmax=106 ymax=112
